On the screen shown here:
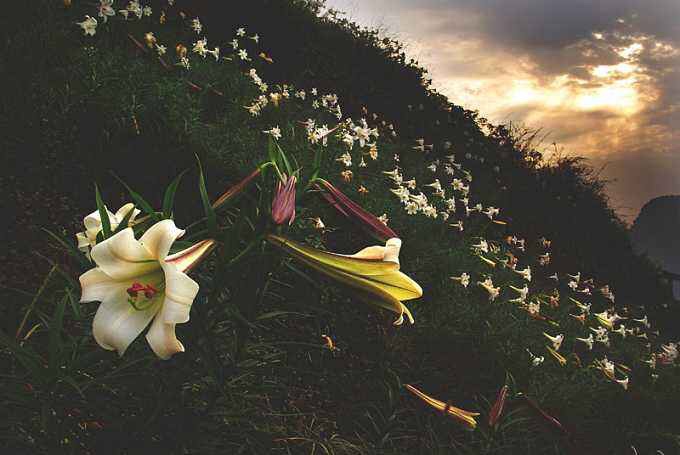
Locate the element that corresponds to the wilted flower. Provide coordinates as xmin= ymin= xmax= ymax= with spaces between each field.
xmin=79 ymin=220 xmax=216 ymax=359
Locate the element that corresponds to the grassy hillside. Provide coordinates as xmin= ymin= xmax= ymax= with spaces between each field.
xmin=1 ymin=1 xmax=679 ymax=454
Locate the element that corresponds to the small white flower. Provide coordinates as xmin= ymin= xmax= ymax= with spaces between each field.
xmin=155 ymin=44 xmax=167 ymax=56
xmin=191 ymin=18 xmax=203 ymax=34
xmin=236 ymin=27 xmax=246 ymax=37
xmin=251 ymin=34 xmax=260 ymax=43
xmin=238 ymin=49 xmax=249 ymax=60
xmin=543 ymin=332 xmax=564 ymax=351
xmin=263 ymin=126 xmax=282 ymax=140
xmin=98 ymin=0 xmax=116 ymax=22
xmin=335 ymin=152 xmax=352 ymax=167
xmin=77 ymin=15 xmax=98 ymax=36
xmin=451 ymin=272 xmax=470 ymax=288
xmin=143 ymin=6 xmax=152 ymax=17
xmin=192 ymin=38 xmax=209 ymax=58
xmin=575 ymin=334 xmax=594 ymax=350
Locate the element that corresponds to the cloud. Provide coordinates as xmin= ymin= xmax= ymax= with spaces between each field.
xmin=326 ymin=0 xmax=680 ymax=221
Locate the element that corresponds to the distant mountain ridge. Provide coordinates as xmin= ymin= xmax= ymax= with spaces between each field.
xmin=630 ymin=195 xmax=680 ymax=299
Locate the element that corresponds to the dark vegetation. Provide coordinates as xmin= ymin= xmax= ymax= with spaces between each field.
xmin=1 ymin=1 xmax=678 ymax=454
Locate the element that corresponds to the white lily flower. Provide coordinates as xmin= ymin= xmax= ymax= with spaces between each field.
xmin=79 ymin=220 xmax=215 ymax=359
xmin=543 ymin=332 xmax=564 ymax=351
xmin=77 ymin=15 xmax=98 ymax=36
xmin=76 ymin=203 xmax=141 ymax=258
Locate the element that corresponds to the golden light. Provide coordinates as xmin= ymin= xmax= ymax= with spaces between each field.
xmin=575 ymin=77 xmax=640 ymax=114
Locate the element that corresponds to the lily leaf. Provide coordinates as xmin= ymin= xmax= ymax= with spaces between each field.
xmin=162 ymin=169 xmax=188 ymax=218
xmin=196 ymin=155 xmax=218 ymax=236
xmin=94 ymin=184 xmax=111 ymax=239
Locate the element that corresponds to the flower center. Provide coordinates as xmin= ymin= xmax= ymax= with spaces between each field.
xmin=127 ymin=281 xmax=162 ymax=310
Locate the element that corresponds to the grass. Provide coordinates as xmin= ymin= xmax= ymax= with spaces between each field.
xmin=1 ymin=1 xmax=679 ymax=454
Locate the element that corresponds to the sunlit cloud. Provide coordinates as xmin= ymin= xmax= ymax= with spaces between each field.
xmin=325 ymin=0 xmax=680 ymax=221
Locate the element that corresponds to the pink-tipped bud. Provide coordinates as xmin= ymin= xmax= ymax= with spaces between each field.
xmin=317 ymin=179 xmax=398 ymax=242
xmin=272 ymin=174 xmax=297 ymax=225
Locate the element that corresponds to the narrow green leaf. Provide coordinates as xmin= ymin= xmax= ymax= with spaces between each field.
xmin=112 ymin=205 xmax=137 ymax=234
xmin=0 ymin=330 xmax=44 ymax=379
xmin=267 ymin=136 xmax=277 ymax=164
xmin=42 ymin=228 xmax=90 ymax=268
xmin=112 ymin=173 xmax=160 ymax=222
xmin=162 ymin=169 xmax=188 ymax=218
xmin=48 ymin=296 xmax=67 ymax=373
xmin=196 ymin=155 xmax=217 ymax=235
xmin=94 ymin=184 xmax=111 ymax=239
xmin=275 ymin=142 xmax=294 ymax=176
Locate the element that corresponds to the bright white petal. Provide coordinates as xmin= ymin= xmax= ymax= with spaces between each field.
xmin=139 ymin=219 xmax=185 ymax=260
xmin=145 ymin=314 xmax=184 ymax=360
xmin=76 ymin=232 xmax=90 ymax=250
xmin=160 ymin=263 xmax=199 ymax=324
xmin=83 ymin=207 xmax=115 ymax=238
xmin=92 ymin=289 xmax=159 ymax=356
xmin=80 ymin=268 xmax=128 ymax=303
xmin=90 ymin=228 xmax=158 ymax=280
xmin=114 ymin=203 xmax=139 ymax=223
xmin=349 ymin=245 xmax=386 ymax=261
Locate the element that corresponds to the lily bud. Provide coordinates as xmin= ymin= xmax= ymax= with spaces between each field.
xmin=488 ymin=385 xmax=508 ymax=427
xmin=267 ymin=235 xmax=421 ymax=325
xmin=271 ymin=174 xmax=297 ymax=225
xmin=317 ymin=178 xmax=397 ymax=242
xmin=212 ymin=167 xmax=261 ymax=209
xmin=405 ymin=384 xmax=479 ymax=429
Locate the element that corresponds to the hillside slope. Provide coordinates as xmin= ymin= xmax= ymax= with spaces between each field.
xmin=1 ymin=1 xmax=679 ymax=454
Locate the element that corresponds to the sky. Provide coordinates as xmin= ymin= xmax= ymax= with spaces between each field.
xmin=324 ymin=0 xmax=680 ymax=222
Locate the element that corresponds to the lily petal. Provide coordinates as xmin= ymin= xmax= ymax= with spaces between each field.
xmin=92 ymin=289 xmax=160 ymax=356
xmin=80 ymin=268 xmax=127 ymax=303
xmin=268 ymin=234 xmax=398 ymax=277
xmin=166 ymin=239 xmax=217 ymax=274
xmin=90 ymin=228 xmax=158 ymax=280
xmin=146 ymin=315 xmax=184 ymax=360
xmin=159 ymin=262 xmax=199 ymax=324
xmin=114 ymin=202 xmax=140 ymax=223
xmin=139 ymin=219 xmax=185 ymax=260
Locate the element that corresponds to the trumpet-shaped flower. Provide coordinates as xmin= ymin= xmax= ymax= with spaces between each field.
xmin=478 ymin=278 xmax=500 ymax=301
xmin=450 ymin=272 xmax=470 ymax=288
xmin=575 ymin=333 xmax=594 ymax=350
xmin=77 ymin=15 xmax=98 ymax=35
xmin=79 ymin=220 xmax=215 ymax=359
xmin=267 ymin=235 xmax=421 ymax=325
xmin=543 ymin=332 xmax=564 ymax=351
xmin=405 ymin=384 xmax=479 ymax=429
xmin=76 ymin=203 xmax=141 ymax=258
